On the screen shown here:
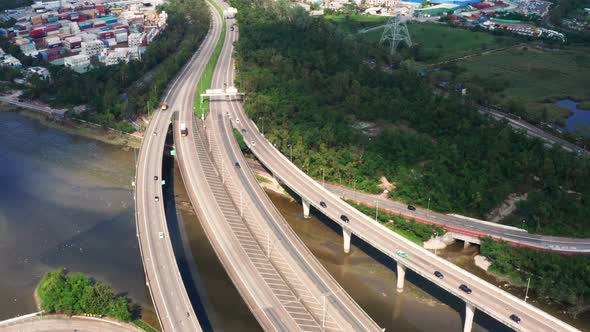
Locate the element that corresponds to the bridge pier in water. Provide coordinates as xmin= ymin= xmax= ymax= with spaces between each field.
xmin=342 ymin=228 xmax=352 ymax=254
xmin=463 ymin=303 xmax=475 ymax=332
xmin=302 ymin=199 xmax=310 ymax=218
xmin=396 ymin=263 xmax=406 ymax=292
xmin=463 ymin=241 xmax=472 ymax=249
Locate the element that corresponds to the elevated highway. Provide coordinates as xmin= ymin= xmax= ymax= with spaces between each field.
xmin=326 ymin=183 xmax=590 ymax=253
xmin=172 ymin=1 xmax=382 ymax=330
xmin=219 ymin=8 xmax=581 ymax=332
xmin=248 ymin=159 xmax=590 ymax=253
xmin=133 ymin=6 xmax=223 ymax=331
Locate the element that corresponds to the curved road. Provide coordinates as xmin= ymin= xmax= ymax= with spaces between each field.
xmin=173 ymin=1 xmax=381 ymax=330
xmin=327 ymin=182 xmax=590 ymax=253
xmin=0 ymin=315 xmax=142 ymax=332
xmin=134 ymin=5 xmax=223 ymax=331
xmin=204 ymin=3 xmax=382 ymax=330
xmin=248 ymin=159 xmax=590 ymax=253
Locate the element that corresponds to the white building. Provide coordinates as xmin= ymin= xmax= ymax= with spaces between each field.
xmin=0 ymin=52 xmax=22 ymax=67
xmin=101 ymin=47 xmax=141 ymax=66
xmin=157 ymin=11 xmax=168 ymax=28
xmin=81 ymin=40 xmax=105 ymax=57
xmin=64 ymin=54 xmax=90 ymax=68
xmin=27 ymin=66 xmax=50 ymax=80
xmin=128 ymin=33 xmax=145 ymax=48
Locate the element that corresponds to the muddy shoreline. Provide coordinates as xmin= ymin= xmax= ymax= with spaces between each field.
xmin=0 ymin=104 xmax=142 ymax=149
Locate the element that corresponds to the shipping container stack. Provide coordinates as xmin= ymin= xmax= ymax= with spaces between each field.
xmin=2 ymin=0 xmax=167 ymax=69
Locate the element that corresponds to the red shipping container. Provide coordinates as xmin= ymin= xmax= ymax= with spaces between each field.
xmin=99 ymin=31 xmax=114 ymax=39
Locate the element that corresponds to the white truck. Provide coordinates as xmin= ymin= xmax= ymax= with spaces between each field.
xmin=180 ymin=122 xmax=188 ymax=137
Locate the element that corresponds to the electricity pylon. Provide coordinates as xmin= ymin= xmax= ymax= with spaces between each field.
xmin=380 ymin=15 xmax=412 ymax=54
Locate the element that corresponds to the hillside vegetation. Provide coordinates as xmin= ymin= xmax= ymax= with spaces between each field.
xmin=232 ymin=0 xmax=590 ymax=237
xmin=481 ymin=239 xmax=590 ymax=309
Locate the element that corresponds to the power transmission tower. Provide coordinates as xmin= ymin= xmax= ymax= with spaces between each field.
xmin=380 ymin=15 xmax=412 ymax=54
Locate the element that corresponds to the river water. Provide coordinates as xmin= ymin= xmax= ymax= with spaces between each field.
xmin=0 ymin=111 xmax=586 ymax=331
xmin=0 ymin=111 xmax=154 ymax=323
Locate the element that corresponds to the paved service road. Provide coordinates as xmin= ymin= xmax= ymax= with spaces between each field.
xmin=221 ymin=14 xmax=581 ymax=332
xmin=327 ymin=183 xmax=590 ymax=253
xmin=248 ymin=159 xmax=590 ymax=253
xmin=481 ymin=107 xmax=588 ymax=157
xmin=133 ymin=5 xmax=224 ymax=331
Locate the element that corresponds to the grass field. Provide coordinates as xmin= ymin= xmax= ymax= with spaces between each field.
xmin=331 ymin=16 xmax=590 ymax=126
xmin=364 ymin=22 xmax=516 ymax=61
xmin=456 ymin=45 xmax=590 ymax=122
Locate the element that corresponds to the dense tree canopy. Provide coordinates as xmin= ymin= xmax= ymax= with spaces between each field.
xmin=231 ymin=0 xmax=590 ymax=237
xmin=481 ymin=238 xmax=590 ymax=306
xmin=38 ymin=269 xmax=132 ymax=321
xmin=0 ymin=0 xmax=32 ymax=11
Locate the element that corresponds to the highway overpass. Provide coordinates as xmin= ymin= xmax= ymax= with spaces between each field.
xmin=133 ymin=6 xmax=224 ymax=330
xmin=217 ymin=7 xmax=581 ymax=332
xmin=172 ymin=2 xmax=382 ymax=330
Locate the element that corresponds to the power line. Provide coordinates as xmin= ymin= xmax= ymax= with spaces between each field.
xmin=380 ymin=15 xmax=412 ymax=54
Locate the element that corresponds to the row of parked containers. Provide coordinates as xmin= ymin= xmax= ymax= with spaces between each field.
xmin=58 ymin=4 xmax=106 ymax=15
xmin=16 ymin=17 xmax=120 ymax=39
xmin=38 ymin=47 xmax=67 ymax=62
xmin=23 ymin=8 xmax=101 ymax=27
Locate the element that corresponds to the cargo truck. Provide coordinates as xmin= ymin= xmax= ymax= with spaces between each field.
xmin=180 ymin=123 xmax=188 ymax=137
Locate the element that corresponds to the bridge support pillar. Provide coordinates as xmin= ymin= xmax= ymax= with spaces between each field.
xmin=463 ymin=241 xmax=471 ymax=249
xmin=463 ymin=303 xmax=476 ymax=332
xmin=302 ymin=199 xmax=311 ymax=219
xmin=342 ymin=228 xmax=352 ymax=254
xmin=396 ymin=263 xmax=406 ymax=292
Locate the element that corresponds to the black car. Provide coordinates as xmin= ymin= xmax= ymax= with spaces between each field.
xmin=509 ymin=314 xmax=521 ymax=324
xmin=154 ymin=176 xmax=159 ymax=181
xmin=235 ymin=162 xmax=240 ymax=168
xmin=241 ymin=128 xmax=247 ymax=133
xmin=434 ymin=271 xmax=444 ymax=279
xmin=340 ymin=215 xmax=350 ymax=223
xmin=320 ymin=201 xmax=327 ymax=208
xmin=407 ymin=205 xmax=416 ymax=211
xmin=459 ymin=284 xmax=472 ymax=294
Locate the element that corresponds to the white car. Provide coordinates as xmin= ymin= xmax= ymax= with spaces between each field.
xmin=251 ymin=141 xmax=256 ymax=146
xmin=236 ymin=118 xmax=240 ymax=124
xmin=158 ymin=232 xmax=164 ymax=239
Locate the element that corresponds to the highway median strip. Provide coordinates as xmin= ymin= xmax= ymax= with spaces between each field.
xmin=194 ymin=0 xmax=227 ymax=119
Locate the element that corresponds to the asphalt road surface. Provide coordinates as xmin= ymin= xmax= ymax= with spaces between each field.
xmin=133 ymin=6 xmax=224 ymax=331
xmin=1 ymin=315 xmax=142 ymax=332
